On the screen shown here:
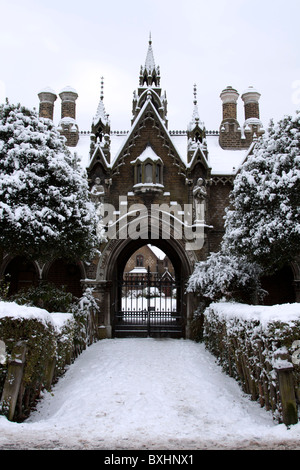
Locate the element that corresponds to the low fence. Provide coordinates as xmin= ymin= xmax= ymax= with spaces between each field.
xmin=0 ymin=294 xmax=99 ymax=422
xmin=201 ymin=302 xmax=300 ymax=426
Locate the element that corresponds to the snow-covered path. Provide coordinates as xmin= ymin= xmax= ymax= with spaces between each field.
xmin=1 ymin=338 xmax=300 ymax=450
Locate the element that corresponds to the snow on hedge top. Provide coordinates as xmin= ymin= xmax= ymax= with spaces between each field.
xmin=0 ymin=301 xmax=73 ymax=332
xmin=209 ymin=301 xmax=300 ymax=328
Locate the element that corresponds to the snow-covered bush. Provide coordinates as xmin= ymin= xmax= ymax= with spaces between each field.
xmin=187 ymin=252 xmax=264 ymax=304
xmin=71 ymin=287 xmax=100 ymax=352
xmin=203 ymin=302 xmax=300 ymax=423
xmin=0 ymin=302 xmax=75 ymax=420
xmin=11 ymin=282 xmax=74 ymax=313
xmin=0 ymin=101 xmax=100 ymax=263
xmin=223 ymin=111 xmax=300 ymax=274
xmin=188 ymin=110 xmax=300 ymax=315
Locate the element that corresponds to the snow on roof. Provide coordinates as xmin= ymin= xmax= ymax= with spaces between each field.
xmin=70 ymin=133 xmax=91 ymax=169
xmin=130 ymin=145 xmax=162 ymax=164
xmin=129 ymin=267 xmax=148 ymax=274
xmin=206 ymin=134 xmax=247 ymax=175
xmin=71 ymin=129 xmax=248 ymax=176
xmin=147 ymin=244 xmax=166 ymax=260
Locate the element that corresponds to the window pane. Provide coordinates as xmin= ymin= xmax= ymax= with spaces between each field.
xmin=145 ymin=163 xmax=152 ymax=183
xmin=156 ymin=164 xmax=161 ymax=183
xmin=136 ymin=255 xmax=144 ymax=267
xmin=137 ymin=164 xmax=142 ymax=183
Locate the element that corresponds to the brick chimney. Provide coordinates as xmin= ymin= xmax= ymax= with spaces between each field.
xmin=220 ymin=86 xmax=239 ymax=121
xmin=241 ymin=86 xmax=261 ymax=120
xmin=219 ymin=86 xmax=245 ymax=149
xmin=38 ymin=87 xmax=57 ymax=120
xmin=58 ymin=86 xmax=79 ymax=147
xmin=241 ymin=86 xmax=264 ymax=137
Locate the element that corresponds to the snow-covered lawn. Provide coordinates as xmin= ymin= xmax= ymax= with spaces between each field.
xmin=1 ymin=338 xmax=300 ymax=450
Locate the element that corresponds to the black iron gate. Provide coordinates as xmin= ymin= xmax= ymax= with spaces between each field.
xmin=114 ymin=268 xmax=183 ymax=338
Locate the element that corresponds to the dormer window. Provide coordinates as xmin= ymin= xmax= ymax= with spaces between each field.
xmin=131 ymin=145 xmax=164 ymax=193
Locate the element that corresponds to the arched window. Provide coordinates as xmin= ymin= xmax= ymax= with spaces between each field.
xmin=136 ymin=255 xmax=144 ymax=267
xmin=131 ymin=146 xmax=164 ymax=193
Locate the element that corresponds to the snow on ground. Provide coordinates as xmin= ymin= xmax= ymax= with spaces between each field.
xmin=1 ymin=338 xmax=300 ymax=450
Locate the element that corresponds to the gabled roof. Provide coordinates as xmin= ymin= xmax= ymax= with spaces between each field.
xmin=111 ymin=98 xmax=186 ymax=173
xmin=89 ymin=143 xmax=111 ymax=171
xmin=187 ymin=144 xmax=210 ymax=171
xmin=130 ymin=145 xmax=162 ymax=165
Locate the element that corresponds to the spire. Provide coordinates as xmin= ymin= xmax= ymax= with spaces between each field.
xmin=191 ymin=84 xmax=200 ymax=125
xmin=139 ymin=34 xmax=160 ymax=88
xmin=91 ymin=76 xmax=111 ymax=163
xmin=132 ymin=35 xmax=167 ymax=127
xmin=189 ymin=84 xmax=204 ymax=130
xmin=187 ymin=84 xmax=206 ymax=158
xmin=145 ymin=33 xmax=156 ymax=72
xmin=94 ymin=77 xmax=108 ymax=124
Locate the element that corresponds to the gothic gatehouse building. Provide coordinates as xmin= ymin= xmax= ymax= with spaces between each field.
xmin=2 ymin=38 xmax=300 ymax=339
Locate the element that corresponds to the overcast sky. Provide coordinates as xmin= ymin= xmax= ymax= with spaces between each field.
xmin=1 ymin=0 xmax=300 ymax=133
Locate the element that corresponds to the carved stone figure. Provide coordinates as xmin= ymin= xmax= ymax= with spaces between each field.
xmin=193 ymin=178 xmax=207 ymax=222
xmin=90 ymin=177 xmax=105 ymax=205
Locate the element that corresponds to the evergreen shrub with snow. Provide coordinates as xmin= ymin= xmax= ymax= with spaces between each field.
xmin=0 ymin=101 xmax=100 ymax=262
xmin=223 ymin=111 xmax=300 ymax=274
xmin=0 ymin=305 xmax=59 ymax=420
xmin=187 ymin=252 xmax=264 ymax=304
xmin=71 ymin=287 xmax=100 ymax=352
xmin=188 ymin=110 xmax=300 ymax=315
xmin=0 ymin=301 xmax=78 ymax=421
xmin=11 ymin=282 xmax=74 ymax=313
xmin=203 ymin=302 xmax=300 ymax=423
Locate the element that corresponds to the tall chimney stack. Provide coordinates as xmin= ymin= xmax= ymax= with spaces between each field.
xmin=220 ymin=86 xmax=239 ymax=121
xmin=38 ymin=87 xmax=57 ymax=120
xmin=58 ymin=86 xmax=79 ymax=147
xmin=241 ymin=86 xmax=261 ymax=120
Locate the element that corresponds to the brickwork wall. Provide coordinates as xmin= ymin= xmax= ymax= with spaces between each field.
xmin=61 ymin=101 xmax=76 ymax=119
xmin=60 ymin=128 xmax=79 ymax=147
xmin=39 ymin=102 xmax=54 ymax=120
xmin=109 ymin=118 xmax=189 ymax=209
xmin=222 ymin=102 xmax=237 ymax=120
xmin=244 ymin=102 xmax=260 ymax=120
xmin=219 ymin=124 xmax=253 ymax=150
xmin=207 ymin=181 xmax=233 ymax=252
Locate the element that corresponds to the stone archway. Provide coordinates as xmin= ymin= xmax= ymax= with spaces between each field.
xmin=95 ymin=234 xmax=197 ymax=339
xmin=3 ymin=256 xmax=39 ymax=296
xmin=44 ymin=258 xmax=85 ymax=298
xmin=261 ymin=264 xmax=297 ymax=306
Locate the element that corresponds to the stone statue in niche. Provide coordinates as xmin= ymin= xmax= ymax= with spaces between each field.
xmin=193 ymin=177 xmax=207 ymax=222
xmin=90 ymin=177 xmax=105 ymax=206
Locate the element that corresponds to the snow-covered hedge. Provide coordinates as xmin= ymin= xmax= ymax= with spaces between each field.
xmin=202 ymin=302 xmax=300 ymax=423
xmin=0 ymin=301 xmax=75 ymax=421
